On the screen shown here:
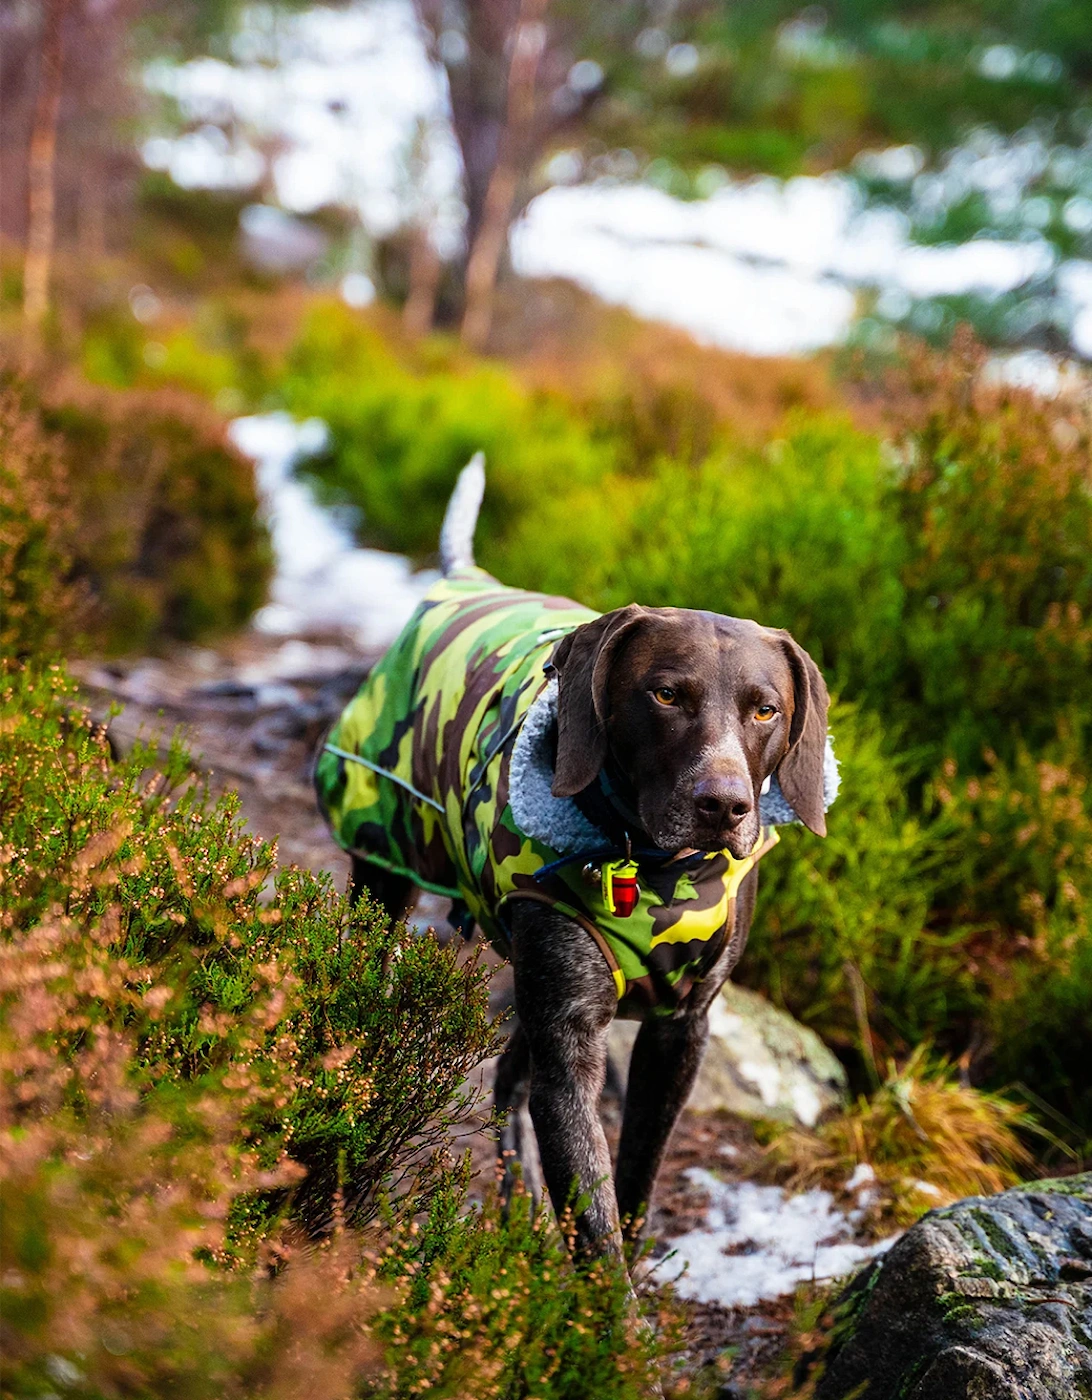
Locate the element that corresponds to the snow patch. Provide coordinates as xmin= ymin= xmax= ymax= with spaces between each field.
xmin=229 ymin=413 xmax=433 ymax=650
xmin=511 ymin=180 xmax=1061 ymax=356
xmin=661 ymin=1169 xmax=896 ymax=1309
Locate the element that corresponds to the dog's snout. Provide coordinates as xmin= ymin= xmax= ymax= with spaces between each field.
xmin=693 ymin=775 xmax=753 ymax=829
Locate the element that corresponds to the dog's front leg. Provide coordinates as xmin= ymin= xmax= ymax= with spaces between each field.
xmin=614 ymin=1009 xmax=709 ymax=1243
xmin=508 ymin=903 xmax=622 ymax=1260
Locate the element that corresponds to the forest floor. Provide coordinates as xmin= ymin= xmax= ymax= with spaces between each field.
xmin=74 ymin=633 xmax=836 ymax=1394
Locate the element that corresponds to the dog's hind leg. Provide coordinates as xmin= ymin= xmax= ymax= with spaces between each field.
xmin=494 ymin=1021 xmax=543 ymax=1207
xmin=349 ymin=856 xmax=417 ymax=925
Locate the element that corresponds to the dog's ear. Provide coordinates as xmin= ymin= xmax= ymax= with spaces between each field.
xmin=551 ymin=606 xmax=647 ymax=798
xmin=775 ymin=633 xmax=830 ymax=836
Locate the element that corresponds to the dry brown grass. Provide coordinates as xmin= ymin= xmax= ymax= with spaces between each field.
xmin=490 ymin=277 xmax=840 ymax=444
xmin=761 ymin=1048 xmax=1034 ymax=1229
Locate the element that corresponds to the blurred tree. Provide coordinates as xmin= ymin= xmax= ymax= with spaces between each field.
xmin=3 ymin=0 xmax=145 ymax=330
xmin=23 ymin=0 xmax=70 ymax=333
xmin=1 ymin=0 xmax=311 ymax=340
xmin=415 ymin=0 xmax=650 ymax=341
xmin=410 ymin=0 xmax=1092 ymax=343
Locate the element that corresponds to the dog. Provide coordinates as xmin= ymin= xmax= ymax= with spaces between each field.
xmin=315 ymin=454 xmax=837 ymax=1264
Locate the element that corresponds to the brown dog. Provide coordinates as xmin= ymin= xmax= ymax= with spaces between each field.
xmin=324 ymin=458 xmax=834 ymax=1267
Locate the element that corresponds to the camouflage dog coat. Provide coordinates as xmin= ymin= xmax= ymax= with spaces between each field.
xmin=315 ymin=569 xmax=781 ymax=1015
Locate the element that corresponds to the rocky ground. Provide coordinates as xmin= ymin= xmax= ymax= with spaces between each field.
xmin=73 ymin=633 xmax=872 ymax=1394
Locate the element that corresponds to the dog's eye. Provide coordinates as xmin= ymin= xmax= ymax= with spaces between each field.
xmin=754 ymin=704 xmax=777 ymax=722
xmin=652 ymin=687 xmax=677 ymax=707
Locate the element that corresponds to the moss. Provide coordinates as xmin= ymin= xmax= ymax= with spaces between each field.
xmin=1024 ymin=1174 xmax=1092 ymax=1201
xmin=892 ymin=1355 xmax=933 ymax=1400
xmin=825 ymin=1258 xmax=884 ymax=1356
xmin=936 ymin=1292 xmax=985 ymax=1330
xmin=963 ymin=1257 xmax=1006 ymax=1282
xmin=968 ymin=1207 xmax=1023 ymax=1264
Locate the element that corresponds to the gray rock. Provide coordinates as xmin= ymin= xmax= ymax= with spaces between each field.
xmin=609 ymin=982 xmax=847 ymax=1127
xmin=813 ymin=1174 xmax=1092 ymax=1400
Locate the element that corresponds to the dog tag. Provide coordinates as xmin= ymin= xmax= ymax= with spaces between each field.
xmin=602 ymin=858 xmax=640 ymax=918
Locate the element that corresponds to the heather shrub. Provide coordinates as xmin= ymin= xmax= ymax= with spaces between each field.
xmin=876 ymin=337 xmax=1092 ymax=769
xmin=1 ymin=658 xmax=678 ymax=1397
xmin=928 ymin=727 xmax=1092 ymax=1130
xmin=367 ymin=1186 xmax=674 ymax=1399
xmin=1 ymin=370 xmax=271 ymax=653
xmin=1 ymin=910 xmax=382 ymax=1400
xmin=0 ymin=660 xmax=496 ymax=1230
xmin=0 ymin=387 xmax=86 ymax=658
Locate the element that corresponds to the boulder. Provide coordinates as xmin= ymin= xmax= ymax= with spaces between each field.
xmin=813 ymin=1174 xmax=1092 ymax=1400
xmin=608 ymin=982 xmax=847 ymax=1127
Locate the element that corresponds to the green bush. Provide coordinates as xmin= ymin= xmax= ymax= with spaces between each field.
xmin=281 ymin=301 xmax=616 ymax=561
xmin=490 ymin=360 xmax=1092 ymax=774
xmin=291 ymin=315 xmax=1092 ymax=774
xmin=1 ymin=370 xmax=272 ymax=652
xmin=740 ymin=703 xmax=967 ymax=1060
xmin=487 ymin=414 xmax=908 ymax=702
xmin=288 ymin=325 xmax=1092 ymax=1127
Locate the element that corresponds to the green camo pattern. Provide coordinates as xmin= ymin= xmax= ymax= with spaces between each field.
xmin=315 ymin=569 xmax=775 ymax=1013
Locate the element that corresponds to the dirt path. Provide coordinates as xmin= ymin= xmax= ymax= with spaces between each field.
xmin=74 ymin=636 xmax=809 ymax=1393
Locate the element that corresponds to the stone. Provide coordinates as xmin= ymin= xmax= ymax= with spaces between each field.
xmin=608 ymin=982 xmax=847 ymax=1127
xmin=813 ymin=1174 xmax=1092 ymax=1400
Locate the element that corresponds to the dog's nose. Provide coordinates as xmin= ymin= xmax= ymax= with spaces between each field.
xmin=693 ymin=775 xmax=752 ymax=829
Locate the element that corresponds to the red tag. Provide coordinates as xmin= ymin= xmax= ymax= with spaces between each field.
xmin=602 ymin=859 xmax=640 ymax=918
xmin=612 ymin=871 xmax=640 ymax=917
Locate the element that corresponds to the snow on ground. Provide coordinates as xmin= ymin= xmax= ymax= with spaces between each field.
xmin=229 ymin=413 xmax=434 ymax=649
xmin=511 ymin=180 xmax=1057 ymax=356
xmin=660 ymin=1168 xmax=896 ymax=1309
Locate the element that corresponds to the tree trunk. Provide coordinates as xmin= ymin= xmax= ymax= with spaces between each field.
xmin=78 ymin=159 xmax=106 ymax=261
xmin=24 ymin=0 xmax=70 ymax=333
xmin=402 ymin=226 xmax=442 ymax=337
xmin=460 ymin=0 xmax=548 ymax=351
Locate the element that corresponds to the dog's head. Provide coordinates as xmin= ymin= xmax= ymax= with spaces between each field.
xmin=550 ymin=607 xmax=829 ymax=857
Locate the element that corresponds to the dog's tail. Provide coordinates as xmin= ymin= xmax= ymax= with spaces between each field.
xmin=439 ymin=451 xmax=485 ymax=576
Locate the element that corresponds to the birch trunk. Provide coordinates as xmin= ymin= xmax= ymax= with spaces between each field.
xmin=24 ymin=0 xmax=70 ymax=332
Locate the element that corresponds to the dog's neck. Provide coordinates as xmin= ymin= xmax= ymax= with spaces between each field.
xmin=570 ymin=762 xmax=647 ymax=849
